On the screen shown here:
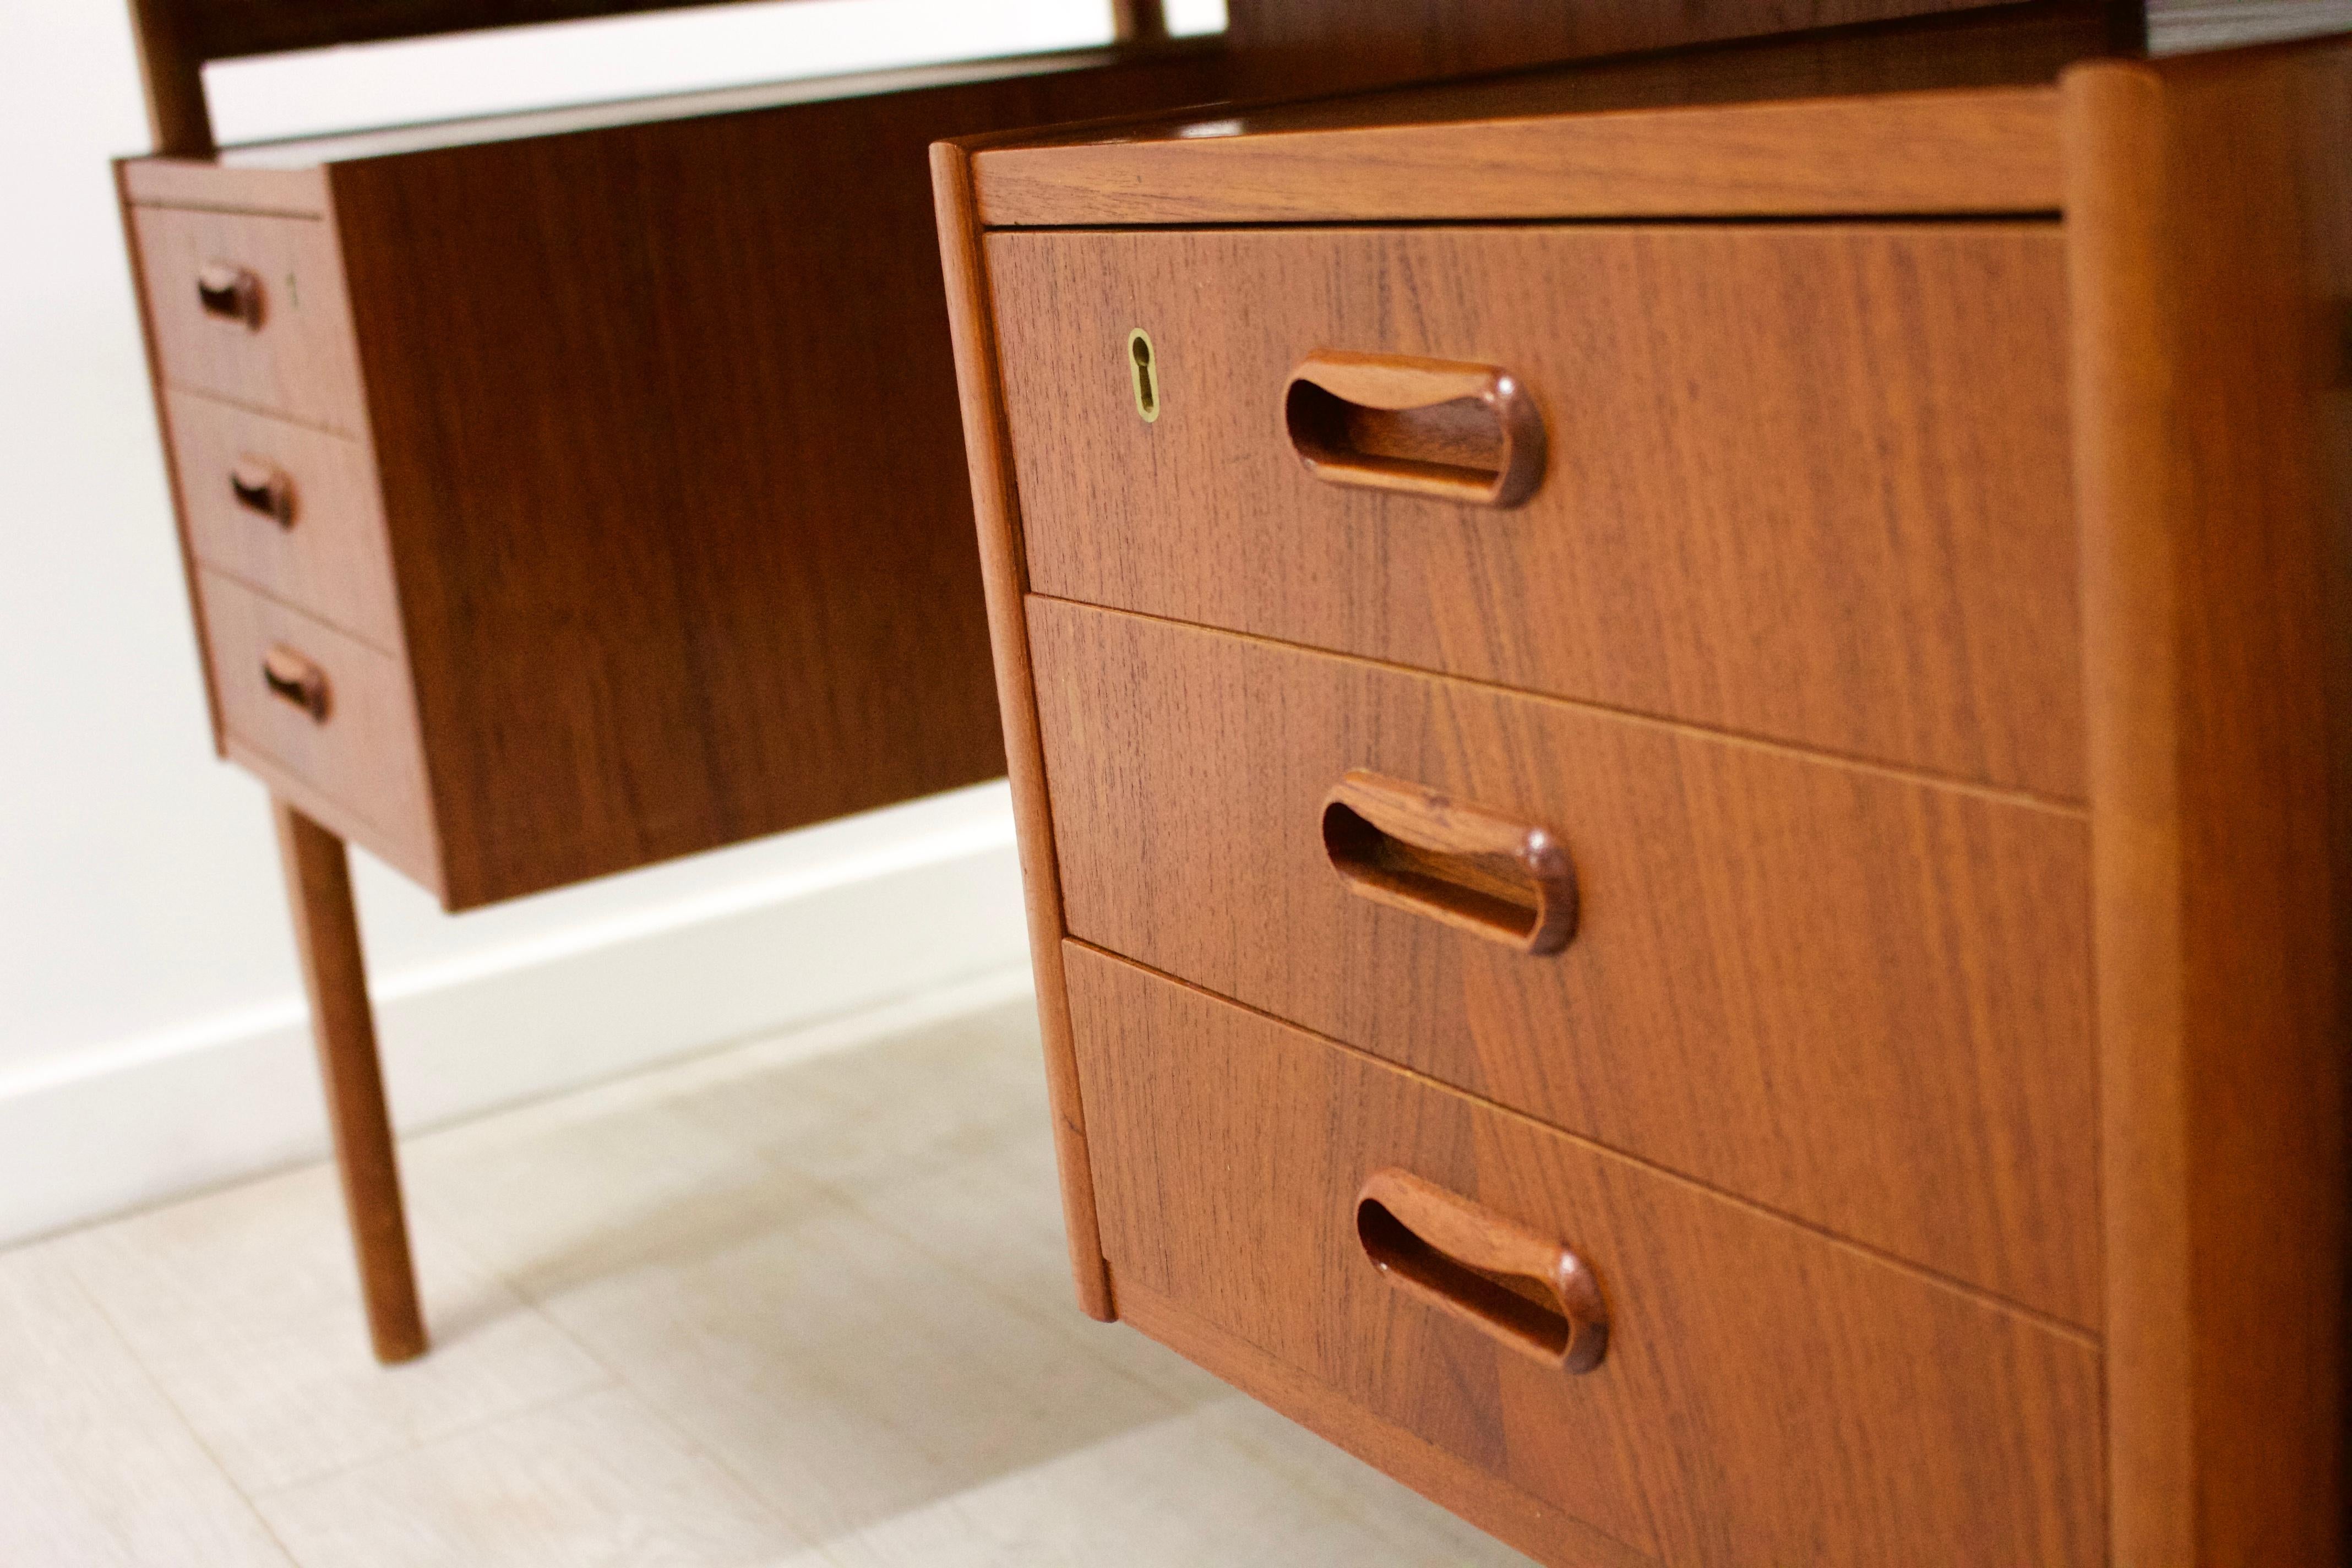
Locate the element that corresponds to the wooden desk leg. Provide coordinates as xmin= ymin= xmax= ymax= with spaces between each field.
xmin=270 ymin=798 xmax=428 ymax=1364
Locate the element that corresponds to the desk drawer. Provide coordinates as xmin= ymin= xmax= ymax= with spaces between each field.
xmin=197 ymin=570 xmax=430 ymax=860
xmin=1068 ymin=946 xmax=2102 ymax=1568
xmin=1031 ymin=598 xmax=2097 ymax=1326
xmin=990 ymin=224 xmax=2081 ymax=799
xmin=166 ymin=391 xmax=400 ymax=651
xmin=130 ymin=205 xmax=366 ymax=432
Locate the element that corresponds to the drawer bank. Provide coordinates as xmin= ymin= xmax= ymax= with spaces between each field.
xmin=936 ymin=28 xmax=2351 ymax=1568
xmin=118 ymin=40 xmax=1233 ymax=1362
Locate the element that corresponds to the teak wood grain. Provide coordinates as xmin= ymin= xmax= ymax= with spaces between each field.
xmin=930 ymin=137 xmax=1113 ymax=1319
xmin=129 ymin=205 xmax=366 ymax=433
xmin=175 ymin=47 xmax=1216 ymax=173
xmin=121 ymin=159 xmax=327 ymax=216
xmin=123 ymin=0 xmax=2108 ymax=160
xmin=960 ymin=6 xmax=2132 ymax=230
xmin=1218 ymin=0 xmax=2088 ymax=100
xmin=145 ymin=0 xmax=1177 ymax=69
xmin=121 ymin=0 xmax=1196 ymax=156
xmin=340 ymin=56 xmax=1240 ymax=910
xmin=123 ymin=52 xmax=1235 ymax=911
xmin=131 ymin=0 xmax=2031 ymax=71
xmin=197 ymin=570 xmax=437 ymax=880
xmin=153 ymin=0 xmax=2298 ymax=69
xmin=125 ymin=0 xmax=213 ymax=155
xmin=162 ymin=390 xmax=401 ymax=651
xmin=944 ymin=28 xmax=2352 ymax=1568
xmin=1320 ymin=771 xmax=1580 ymax=958
xmin=1114 ymin=1277 xmax=1660 ymax=1568
xmin=1069 ymin=945 xmax=2104 ymax=1568
xmin=271 ymin=801 xmax=426 ymax=1365
xmin=992 ymin=224 xmax=2082 ymax=799
xmin=978 ymin=87 xmax=2065 ymax=227
xmin=116 ymin=160 xmax=226 ymax=755
xmin=2062 ymin=40 xmax=2352 ymax=1567
xmin=1028 ymin=601 xmax=2099 ymax=1327
xmin=1353 ymin=1166 xmax=1612 ymax=1374
xmin=116 ymin=37 xmax=1235 ymax=1366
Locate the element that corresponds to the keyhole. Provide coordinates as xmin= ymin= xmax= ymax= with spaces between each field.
xmin=1128 ymin=328 xmax=1161 ymax=423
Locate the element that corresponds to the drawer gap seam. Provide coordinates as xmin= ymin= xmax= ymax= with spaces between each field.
xmin=1065 ymin=937 xmax=2101 ymax=1348
xmin=128 ymin=199 xmax=328 ymax=221
xmin=1028 ymin=595 xmax=2089 ymax=816
xmin=192 ymin=564 xmax=404 ymax=660
xmin=1107 ymin=1268 xmax=1669 ymax=1568
xmin=978 ymin=210 xmax=2067 ymax=236
xmin=163 ymin=382 xmax=367 ymax=443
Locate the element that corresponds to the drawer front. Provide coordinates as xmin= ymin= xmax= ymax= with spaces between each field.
xmin=167 ymin=391 xmax=400 ymax=651
xmin=197 ymin=570 xmax=431 ymax=857
xmin=1068 ymin=946 xmax=2103 ymax=1568
xmin=131 ymin=205 xmax=366 ymax=432
xmin=1031 ymin=598 xmax=2097 ymax=1326
xmin=990 ymin=224 xmax=2082 ymax=799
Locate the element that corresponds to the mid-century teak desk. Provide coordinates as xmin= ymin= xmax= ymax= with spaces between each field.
xmin=937 ymin=18 xmax=2349 ymax=1567
xmin=114 ymin=5 xmax=2339 ymax=1553
xmin=117 ymin=0 xmax=2137 ymax=1368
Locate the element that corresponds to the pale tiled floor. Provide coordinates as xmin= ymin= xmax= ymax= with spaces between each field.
xmin=0 ymin=983 xmax=1531 ymax=1566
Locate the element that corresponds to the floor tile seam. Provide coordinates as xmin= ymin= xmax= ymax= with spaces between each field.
xmin=127 ymin=1170 xmax=622 ymax=1500
xmin=1204 ymin=1413 xmax=1537 ymax=1562
xmin=503 ymin=1288 xmax=824 ymax=1559
xmin=640 ymin=1073 xmax=1200 ymax=1419
xmin=445 ymin=1092 xmax=1218 ymax=1547
xmin=49 ymin=1246 xmax=308 ymax=1566
xmin=239 ymin=1367 xmax=620 ymax=1506
xmin=1199 ymin=1411 xmax=1431 ymax=1538
xmin=790 ymin=1161 xmax=1205 ymax=1416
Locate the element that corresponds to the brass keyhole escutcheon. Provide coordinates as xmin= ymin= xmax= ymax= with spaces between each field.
xmin=1128 ymin=328 xmax=1161 ymax=423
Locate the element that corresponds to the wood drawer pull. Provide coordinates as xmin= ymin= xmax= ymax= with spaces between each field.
xmin=1321 ymin=770 xmax=1576 ymax=955
xmin=1283 ymin=350 xmax=1544 ymax=508
xmin=261 ymin=645 xmax=329 ymax=721
xmin=230 ymin=457 xmax=295 ymax=527
xmin=1357 ymin=1169 xmax=1608 ymax=1373
xmin=197 ymin=263 xmax=264 ymax=329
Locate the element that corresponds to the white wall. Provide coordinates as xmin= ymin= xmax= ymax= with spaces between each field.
xmin=0 ymin=0 xmax=1184 ymax=1244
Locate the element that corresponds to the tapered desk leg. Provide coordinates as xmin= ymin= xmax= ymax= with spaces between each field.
xmin=270 ymin=798 xmax=428 ymax=1364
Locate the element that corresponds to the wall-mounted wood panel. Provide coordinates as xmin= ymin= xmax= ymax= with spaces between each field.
xmin=1219 ymin=0 xmax=2094 ymax=96
xmin=151 ymin=0 xmax=844 ymax=62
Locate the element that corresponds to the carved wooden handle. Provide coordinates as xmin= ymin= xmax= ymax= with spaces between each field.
xmin=1357 ymin=1169 xmax=1608 ymax=1373
xmin=230 ymin=456 xmax=295 ymax=527
xmin=1283 ymin=350 xmax=1544 ymax=507
xmin=197 ymin=263 xmax=263 ymax=329
xmin=261 ymin=645 xmax=329 ymax=721
xmin=1321 ymin=770 xmax=1577 ymax=955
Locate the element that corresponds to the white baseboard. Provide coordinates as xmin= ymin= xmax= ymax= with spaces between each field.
xmin=0 ymin=791 xmax=1031 ymax=1248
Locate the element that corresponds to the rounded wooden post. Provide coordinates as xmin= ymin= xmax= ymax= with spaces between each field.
xmin=271 ymin=798 xmax=428 ymax=1364
xmin=124 ymin=0 xmax=215 ymax=156
xmin=1111 ymin=0 xmax=1171 ymax=45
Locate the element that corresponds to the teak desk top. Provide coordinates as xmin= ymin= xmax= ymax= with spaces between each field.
xmin=959 ymin=11 xmax=2110 ymax=226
